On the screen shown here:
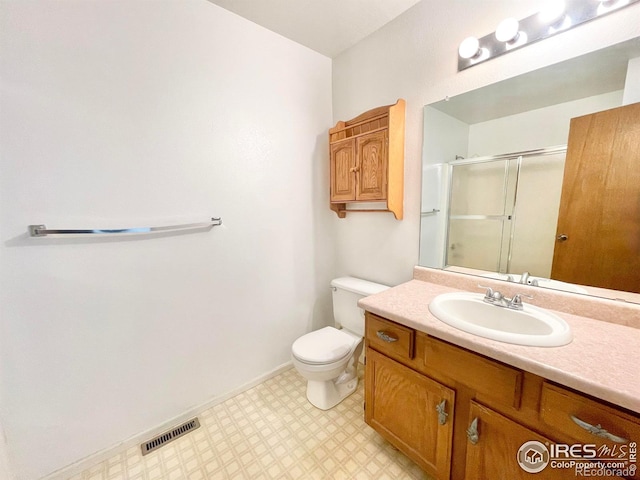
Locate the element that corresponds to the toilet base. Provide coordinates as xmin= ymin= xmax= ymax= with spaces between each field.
xmin=305 ymin=367 xmax=359 ymax=410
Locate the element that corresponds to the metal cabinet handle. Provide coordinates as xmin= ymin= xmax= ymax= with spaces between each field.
xmin=436 ymin=399 xmax=448 ymax=425
xmin=376 ymin=331 xmax=398 ymax=343
xmin=467 ymin=417 xmax=479 ymax=444
xmin=557 ymin=234 xmax=568 ymax=241
xmin=570 ymin=415 xmax=628 ymax=443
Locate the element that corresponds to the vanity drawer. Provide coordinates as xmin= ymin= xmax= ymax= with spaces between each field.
xmin=540 ymin=383 xmax=640 ymax=449
xmin=365 ymin=313 xmax=415 ymax=360
xmin=423 ymin=337 xmax=523 ymax=409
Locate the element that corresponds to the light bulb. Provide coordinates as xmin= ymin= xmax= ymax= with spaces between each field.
xmin=539 ymin=0 xmax=566 ymax=23
xmin=495 ymin=18 xmax=520 ymax=42
xmin=597 ymin=0 xmax=629 ymax=14
xmin=458 ymin=36 xmax=480 ymax=59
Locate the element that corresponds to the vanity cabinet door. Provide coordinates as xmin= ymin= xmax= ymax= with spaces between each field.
xmin=465 ymin=401 xmax=567 ymax=480
xmin=365 ymin=347 xmax=454 ymax=480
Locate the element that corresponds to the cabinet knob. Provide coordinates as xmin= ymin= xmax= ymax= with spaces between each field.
xmin=556 ymin=234 xmax=568 ymax=241
xmin=436 ymin=399 xmax=448 ymax=425
xmin=467 ymin=417 xmax=479 ymax=444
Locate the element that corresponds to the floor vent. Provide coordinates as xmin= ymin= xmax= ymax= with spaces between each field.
xmin=141 ymin=417 xmax=201 ymax=456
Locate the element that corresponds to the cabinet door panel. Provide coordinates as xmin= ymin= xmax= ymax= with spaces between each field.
xmin=356 ymin=131 xmax=387 ymax=200
xmin=465 ymin=401 xmax=571 ymax=480
xmin=330 ymin=138 xmax=356 ymax=202
xmin=365 ymin=348 xmax=454 ymax=479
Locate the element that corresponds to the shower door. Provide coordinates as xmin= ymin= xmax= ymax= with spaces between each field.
xmin=445 ymin=149 xmax=566 ymax=277
xmin=446 ymin=158 xmax=518 ymax=273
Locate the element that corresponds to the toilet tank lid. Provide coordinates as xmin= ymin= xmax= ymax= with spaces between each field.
xmin=331 ymin=277 xmax=390 ymax=296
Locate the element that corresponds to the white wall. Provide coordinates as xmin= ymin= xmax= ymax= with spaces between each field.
xmin=0 ymin=1 xmax=333 ymax=478
xmin=422 ymin=107 xmax=470 ymax=166
xmin=0 ymin=424 xmax=13 ymax=480
xmin=419 ymin=108 xmax=468 ymax=267
xmin=332 ymin=0 xmax=640 ymax=288
xmin=623 ymin=56 xmax=640 ymax=104
xmin=468 ymin=90 xmax=624 ymax=154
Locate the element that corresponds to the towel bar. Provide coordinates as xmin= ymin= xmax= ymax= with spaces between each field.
xmin=28 ymin=217 xmax=222 ymax=237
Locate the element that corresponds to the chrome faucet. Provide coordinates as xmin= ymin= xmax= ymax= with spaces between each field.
xmin=519 ymin=272 xmax=539 ymax=286
xmin=479 ymin=286 xmax=533 ymax=310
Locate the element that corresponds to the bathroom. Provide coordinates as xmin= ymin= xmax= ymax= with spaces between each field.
xmin=1 ymin=0 xmax=639 ymax=479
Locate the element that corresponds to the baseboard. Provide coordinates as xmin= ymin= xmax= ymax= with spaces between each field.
xmin=42 ymin=361 xmax=294 ymax=480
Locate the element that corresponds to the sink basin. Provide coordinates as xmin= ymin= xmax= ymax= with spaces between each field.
xmin=428 ymin=292 xmax=572 ymax=347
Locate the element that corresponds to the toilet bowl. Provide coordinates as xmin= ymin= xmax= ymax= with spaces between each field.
xmin=292 ymin=326 xmax=364 ymax=410
xmin=291 ymin=277 xmax=389 ymax=410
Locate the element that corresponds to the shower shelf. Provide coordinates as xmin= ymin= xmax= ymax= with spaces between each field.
xmin=28 ymin=217 xmax=222 ymax=237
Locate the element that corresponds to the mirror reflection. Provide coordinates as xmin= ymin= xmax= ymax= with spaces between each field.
xmin=419 ymin=37 xmax=640 ymax=303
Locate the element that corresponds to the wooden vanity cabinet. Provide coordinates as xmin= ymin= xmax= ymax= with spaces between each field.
xmin=365 ymin=349 xmax=455 ymax=478
xmin=365 ymin=312 xmax=454 ymax=478
xmin=364 ymin=312 xmax=640 ymax=480
xmin=329 ymin=99 xmax=405 ymax=219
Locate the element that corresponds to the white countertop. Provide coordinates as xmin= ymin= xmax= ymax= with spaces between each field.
xmin=359 ymin=278 xmax=640 ymax=414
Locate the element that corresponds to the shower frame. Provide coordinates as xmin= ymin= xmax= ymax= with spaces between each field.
xmin=444 ymin=145 xmax=567 ymax=274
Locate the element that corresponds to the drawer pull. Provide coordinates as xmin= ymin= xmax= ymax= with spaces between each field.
xmin=376 ymin=331 xmax=398 ymax=343
xmin=436 ymin=399 xmax=448 ymax=425
xmin=467 ymin=417 xmax=479 ymax=444
xmin=570 ymin=415 xmax=629 ymax=443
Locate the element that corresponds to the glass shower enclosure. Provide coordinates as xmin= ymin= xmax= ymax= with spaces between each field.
xmin=445 ymin=147 xmax=566 ymax=277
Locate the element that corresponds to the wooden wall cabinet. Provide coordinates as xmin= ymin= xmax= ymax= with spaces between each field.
xmin=364 ymin=312 xmax=640 ymax=480
xmin=329 ymin=99 xmax=405 ymax=219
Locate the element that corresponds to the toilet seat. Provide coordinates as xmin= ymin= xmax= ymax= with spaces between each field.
xmin=291 ymin=326 xmax=359 ymax=365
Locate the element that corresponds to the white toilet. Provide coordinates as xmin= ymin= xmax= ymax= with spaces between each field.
xmin=291 ymin=277 xmax=389 ymax=410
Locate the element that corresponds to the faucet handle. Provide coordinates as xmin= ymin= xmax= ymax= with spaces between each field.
xmin=509 ymin=292 xmax=534 ymax=309
xmin=477 ymin=284 xmax=495 ymax=300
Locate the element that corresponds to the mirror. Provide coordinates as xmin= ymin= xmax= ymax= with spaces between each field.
xmin=419 ymin=37 xmax=640 ymax=303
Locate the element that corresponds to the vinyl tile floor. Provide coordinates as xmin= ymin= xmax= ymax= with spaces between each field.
xmin=68 ymin=367 xmax=431 ymax=480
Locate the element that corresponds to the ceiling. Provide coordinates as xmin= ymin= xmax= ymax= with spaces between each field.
xmin=207 ymin=0 xmax=422 ymax=58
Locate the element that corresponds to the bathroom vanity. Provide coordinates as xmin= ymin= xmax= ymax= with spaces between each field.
xmin=360 ymin=267 xmax=640 ymax=480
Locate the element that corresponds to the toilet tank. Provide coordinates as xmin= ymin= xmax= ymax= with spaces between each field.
xmin=331 ymin=277 xmax=389 ymax=336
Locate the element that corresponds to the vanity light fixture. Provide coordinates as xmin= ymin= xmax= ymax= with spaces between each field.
xmin=458 ymin=0 xmax=640 ymax=71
